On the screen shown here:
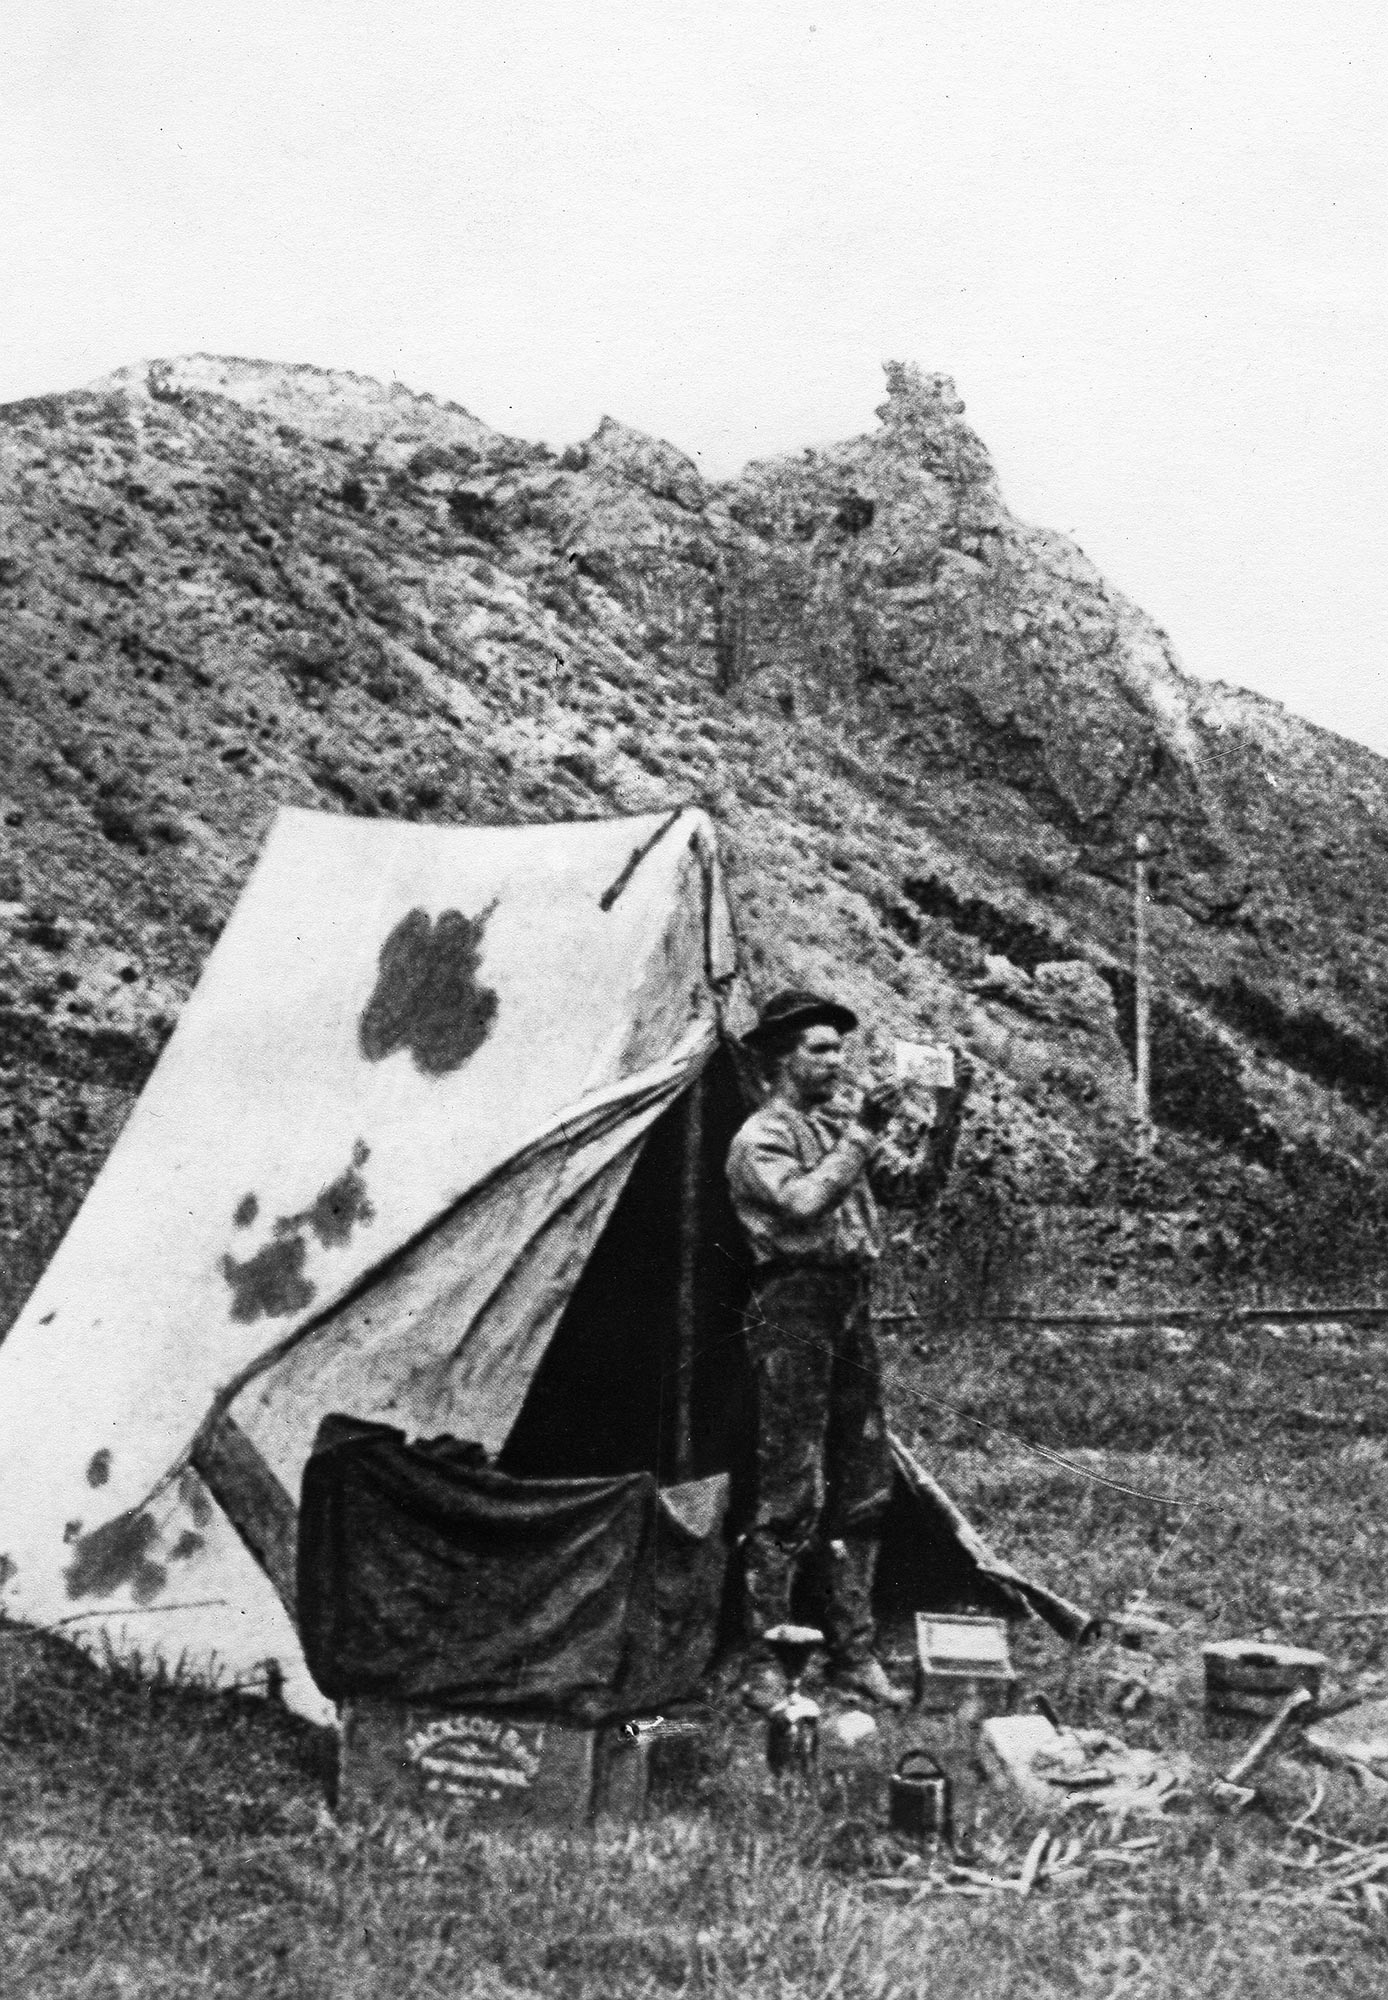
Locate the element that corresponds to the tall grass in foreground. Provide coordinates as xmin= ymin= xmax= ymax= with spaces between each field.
xmin=2 ymin=1679 xmax=1386 ymax=2000
xmin=6 ymin=1318 xmax=1388 ymax=1995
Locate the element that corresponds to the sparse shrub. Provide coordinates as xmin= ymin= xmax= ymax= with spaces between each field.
xmin=1018 ymin=848 xmax=1066 ymax=896
xmin=406 ymin=443 xmax=458 ymax=480
xmin=223 ymin=552 xmax=267 ymax=597
xmin=363 ymin=662 xmax=406 ymax=705
xmin=554 ymin=747 xmax=601 ymax=790
xmin=538 ymin=567 xmax=582 ymax=619
xmin=447 ymin=489 xmax=502 ymax=542
xmin=312 ymin=761 xmax=361 ymax=809
xmin=408 ymin=778 xmax=444 ymax=814
xmin=273 ymin=632 xmax=346 ymax=689
xmin=834 ymin=491 xmax=875 ymax=535
xmin=333 ymin=553 xmax=407 ymax=631
xmin=92 ymin=798 xmax=147 ymax=850
xmin=145 ymin=361 xmax=186 ymax=405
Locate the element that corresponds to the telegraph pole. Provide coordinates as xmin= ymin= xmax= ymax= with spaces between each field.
xmin=1133 ymin=831 xmax=1152 ymax=1157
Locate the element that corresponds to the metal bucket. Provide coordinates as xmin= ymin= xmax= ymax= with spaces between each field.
xmin=889 ymin=1748 xmax=952 ymax=1843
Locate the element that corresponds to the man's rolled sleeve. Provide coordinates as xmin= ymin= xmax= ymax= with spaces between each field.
xmin=728 ymin=1123 xmax=806 ymax=1212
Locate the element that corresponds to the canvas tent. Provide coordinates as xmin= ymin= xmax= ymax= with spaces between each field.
xmin=0 ymin=805 xmax=1085 ymax=1728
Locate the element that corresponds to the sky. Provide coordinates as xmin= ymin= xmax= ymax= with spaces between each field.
xmin=2 ymin=2 xmax=1385 ymax=749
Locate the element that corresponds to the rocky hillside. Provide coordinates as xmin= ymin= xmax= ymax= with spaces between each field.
xmin=3 ymin=353 xmax=1388 ymax=1331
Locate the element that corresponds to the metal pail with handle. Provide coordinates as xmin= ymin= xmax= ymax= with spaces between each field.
xmin=889 ymin=1748 xmax=952 ymax=1842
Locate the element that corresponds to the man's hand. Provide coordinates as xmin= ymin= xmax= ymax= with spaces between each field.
xmin=854 ymin=1080 xmax=904 ymax=1136
xmin=925 ymin=1050 xmax=975 ymax=1128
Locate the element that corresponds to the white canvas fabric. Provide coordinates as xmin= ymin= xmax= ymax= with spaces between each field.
xmin=0 ymin=806 xmax=736 ymax=1721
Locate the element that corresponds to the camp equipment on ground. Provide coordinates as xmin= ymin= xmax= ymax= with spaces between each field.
xmin=767 ymin=1690 xmax=821 ymax=1777
xmin=914 ymin=1613 xmax=1017 ymax=1716
xmin=980 ymin=1714 xmax=1190 ymax=1820
xmin=763 ymin=1622 xmax=824 ymax=1776
xmin=1210 ymin=1687 xmax=1314 ymax=1811
xmin=764 ymin=1623 xmax=823 ymax=1692
xmin=1305 ymin=1695 xmax=1388 ymax=1779
xmin=1203 ymin=1640 xmax=1327 ymax=1720
xmin=339 ymin=1702 xmax=637 ymax=1826
xmin=339 ymin=1700 xmax=705 ymax=1826
xmin=823 ymin=1709 xmax=877 ymax=1752
xmin=889 ymin=1747 xmax=953 ymax=1842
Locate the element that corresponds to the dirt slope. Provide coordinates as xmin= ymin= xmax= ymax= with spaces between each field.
xmin=3 ymin=354 xmax=1386 ymax=1329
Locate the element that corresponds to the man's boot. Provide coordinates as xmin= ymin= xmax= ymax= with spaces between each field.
xmin=826 ymin=1536 xmax=910 ymax=1710
xmin=831 ymin=1655 xmax=911 ymax=1710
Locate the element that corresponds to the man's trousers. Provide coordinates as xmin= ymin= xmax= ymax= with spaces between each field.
xmin=741 ymin=1264 xmax=893 ymax=1667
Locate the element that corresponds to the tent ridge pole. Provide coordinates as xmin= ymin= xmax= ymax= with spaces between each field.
xmin=673 ymin=1070 xmax=705 ymax=1482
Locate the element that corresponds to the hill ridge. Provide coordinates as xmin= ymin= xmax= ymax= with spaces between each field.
xmin=2 ymin=353 xmax=1386 ymax=1326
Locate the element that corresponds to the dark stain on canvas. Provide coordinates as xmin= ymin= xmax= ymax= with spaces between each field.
xmin=281 ymin=1141 xmax=374 ymax=1250
xmin=178 ymin=1469 xmax=214 ymax=1527
xmin=359 ymin=904 xmax=499 ymax=1075
xmin=64 ymin=1511 xmax=168 ymax=1604
xmin=220 ymin=1143 xmax=374 ymax=1322
xmin=221 ymin=1233 xmax=316 ymax=1324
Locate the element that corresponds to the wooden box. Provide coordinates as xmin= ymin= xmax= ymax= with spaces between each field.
xmin=914 ymin=1613 xmax=1017 ymax=1717
xmin=339 ymin=1700 xmax=645 ymax=1828
xmin=1202 ymin=1641 xmax=1326 ymax=1720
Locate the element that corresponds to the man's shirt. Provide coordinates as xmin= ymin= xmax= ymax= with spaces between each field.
xmin=726 ymin=1100 xmax=882 ymax=1270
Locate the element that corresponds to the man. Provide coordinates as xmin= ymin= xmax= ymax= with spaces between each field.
xmin=726 ymin=988 xmax=964 ymax=1711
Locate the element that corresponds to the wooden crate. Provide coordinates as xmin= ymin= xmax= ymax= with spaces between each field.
xmin=339 ymin=1700 xmax=630 ymax=1828
xmin=1202 ymin=1641 xmax=1326 ymax=1720
xmin=914 ymin=1613 xmax=1018 ymax=1717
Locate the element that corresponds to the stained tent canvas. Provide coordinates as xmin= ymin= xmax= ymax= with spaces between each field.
xmin=0 ymin=806 xmax=740 ymax=1724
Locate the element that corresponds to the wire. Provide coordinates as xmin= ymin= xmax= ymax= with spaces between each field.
xmin=702 ymin=1242 xmax=1206 ymax=1509
xmin=876 ymin=1305 xmax=1388 ymax=1328
xmin=881 ymin=1377 xmax=1196 ymax=1508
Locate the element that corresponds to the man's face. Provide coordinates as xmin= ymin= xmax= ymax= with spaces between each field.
xmin=782 ymin=1023 xmax=844 ymax=1106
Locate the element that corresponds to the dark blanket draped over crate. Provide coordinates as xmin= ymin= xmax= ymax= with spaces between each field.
xmin=298 ymin=1415 xmax=730 ymax=1719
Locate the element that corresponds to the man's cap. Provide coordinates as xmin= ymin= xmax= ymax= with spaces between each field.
xmin=742 ymin=987 xmax=859 ymax=1049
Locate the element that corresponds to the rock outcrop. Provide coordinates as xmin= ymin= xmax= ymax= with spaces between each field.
xmin=3 ymin=353 xmax=1387 ymax=1328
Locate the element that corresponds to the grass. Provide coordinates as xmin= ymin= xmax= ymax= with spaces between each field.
xmin=7 ymin=1318 xmax=1388 ymax=1996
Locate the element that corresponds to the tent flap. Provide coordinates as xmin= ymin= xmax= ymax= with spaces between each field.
xmin=881 ymin=1436 xmax=1096 ymax=1645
